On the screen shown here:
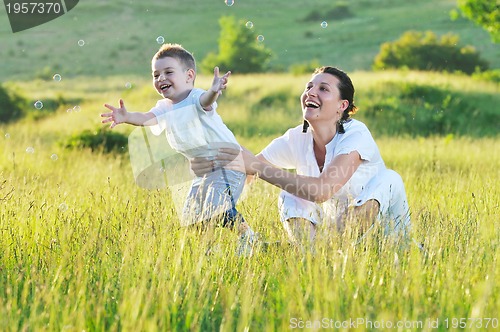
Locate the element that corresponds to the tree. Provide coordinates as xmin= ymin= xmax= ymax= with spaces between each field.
xmin=457 ymin=0 xmax=499 ymax=43
xmin=200 ymin=16 xmax=273 ymax=74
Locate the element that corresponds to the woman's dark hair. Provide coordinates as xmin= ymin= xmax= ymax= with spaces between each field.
xmin=302 ymin=66 xmax=358 ymax=134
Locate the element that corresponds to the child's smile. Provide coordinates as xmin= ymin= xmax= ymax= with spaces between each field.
xmin=159 ymin=83 xmax=171 ymax=92
xmin=152 ymin=56 xmax=194 ymax=103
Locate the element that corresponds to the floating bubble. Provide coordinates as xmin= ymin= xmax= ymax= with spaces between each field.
xmin=4 ymin=133 xmax=10 ymax=139
xmin=66 ymin=109 xmax=72 ymax=113
xmin=26 ymin=147 xmax=35 ymax=154
xmin=257 ymin=35 xmax=265 ymax=42
xmin=321 ymin=21 xmax=328 ymax=28
xmin=73 ymin=105 xmax=81 ymax=112
xmin=156 ymin=36 xmax=164 ymax=44
xmin=51 ymin=154 xmax=58 ymax=161
xmin=34 ymin=100 xmax=43 ymax=109
xmin=246 ymin=21 xmax=254 ymax=29
xmin=53 ymin=74 xmax=62 ymax=82
xmin=125 ymin=82 xmax=132 ymax=89
xmin=78 ymin=39 xmax=85 ymax=46
xmin=225 ymin=0 xmax=234 ymax=6
xmin=58 ymin=203 xmax=68 ymax=212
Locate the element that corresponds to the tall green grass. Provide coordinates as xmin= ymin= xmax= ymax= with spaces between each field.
xmin=0 ymin=135 xmax=499 ymax=331
xmin=0 ymin=72 xmax=499 ymax=330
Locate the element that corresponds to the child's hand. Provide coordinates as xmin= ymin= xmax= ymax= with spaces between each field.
xmin=101 ymin=99 xmax=128 ymax=128
xmin=210 ymin=66 xmax=231 ymax=95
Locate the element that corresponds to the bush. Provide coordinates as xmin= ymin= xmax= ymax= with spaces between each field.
xmin=250 ymin=89 xmax=297 ymax=115
xmin=472 ymin=68 xmax=500 ymax=83
xmin=359 ymin=82 xmax=499 ymax=137
xmin=0 ymin=84 xmax=26 ymax=123
xmin=26 ymin=95 xmax=81 ymax=121
xmin=289 ymin=59 xmax=321 ymax=75
xmin=301 ymin=3 xmax=353 ymax=22
xmin=373 ymin=31 xmax=489 ymax=74
xmin=0 ymin=83 xmax=81 ymax=123
xmin=200 ymin=16 xmax=273 ymax=74
xmin=63 ymin=127 xmax=128 ymax=153
xmin=35 ymin=65 xmax=61 ymax=80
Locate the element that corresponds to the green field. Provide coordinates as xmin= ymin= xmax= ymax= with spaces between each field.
xmin=1 ymin=70 xmax=499 ymax=330
xmin=0 ymin=0 xmax=498 ymax=80
xmin=1 ymin=0 xmax=500 ymax=331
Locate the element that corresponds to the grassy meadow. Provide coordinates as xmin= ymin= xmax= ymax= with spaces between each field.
xmin=1 ymin=0 xmax=500 ymax=330
xmin=1 ymin=71 xmax=499 ymax=331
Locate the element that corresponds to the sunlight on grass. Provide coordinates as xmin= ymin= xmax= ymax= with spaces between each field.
xmin=1 ymin=72 xmax=499 ymax=330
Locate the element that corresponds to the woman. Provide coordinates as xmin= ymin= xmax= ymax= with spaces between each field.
xmin=193 ymin=66 xmax=411 ymax=244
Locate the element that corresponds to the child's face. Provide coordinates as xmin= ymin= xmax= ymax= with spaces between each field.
xmin=152 ymin=56 xmax=195 ymax=103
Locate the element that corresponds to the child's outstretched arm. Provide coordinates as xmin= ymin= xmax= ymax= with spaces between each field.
xmin=101 ymin=99 xmax=157 ymax=128
xmin=199 ymin=66 xmax=231 ymax=111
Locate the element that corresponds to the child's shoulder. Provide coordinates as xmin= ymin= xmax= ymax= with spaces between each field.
xmin=182 ymin=88 xmax=205 ymax=104
xmin=189 ymin=87 xmax=205 ymax=97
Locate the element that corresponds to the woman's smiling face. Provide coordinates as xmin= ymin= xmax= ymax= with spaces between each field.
xmin=301 ymin=72 xmax=345 ymax=125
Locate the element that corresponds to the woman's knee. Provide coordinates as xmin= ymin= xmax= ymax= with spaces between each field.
xmin=343 ymin=199 xmax=380 ymax=233
xmin=283 ymin=217 xmax=316 ymax=243
xmin=355 ymin=199 xmax=380 ymax=219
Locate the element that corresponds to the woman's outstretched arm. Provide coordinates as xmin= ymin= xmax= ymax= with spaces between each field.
xmin=241 ymin=147 xmax=362 ymax=203
xmin=189 ymin=146 xmax=362 ymax=203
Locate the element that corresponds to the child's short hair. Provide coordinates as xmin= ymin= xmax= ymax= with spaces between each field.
xmin=153 ymin=43 xmax=196 ymax=72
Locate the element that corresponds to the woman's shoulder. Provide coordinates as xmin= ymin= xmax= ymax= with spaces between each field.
xmin=343 ymin=119 xmax=371 ymax=135
xmin=281 ymin=124 xmax=311 ymax=141
xmin=288 ymin=124 xmax=307 ymax=134
xmin=267 ymin=124 xmax=309 ymax=148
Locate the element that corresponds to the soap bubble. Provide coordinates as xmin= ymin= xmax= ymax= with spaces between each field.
xmin=321 ymin=21 xmax=328 ymax=28
xmin=58 ymin=203 xmax=68 ymax=212
xmin=257 ymin=35 xmax=265 ymax=42
xmin=53 ymin=74 xmax=62 ymax=82
xmin=5 ymin=133 xmax=10 ymax=139
xmin=73 ymin=105 xmax=81 ymax=112
xmin=246 ymin=21 xmax=253 ymax=29
xmin=225 ymin=0 xmax=234 ymax=6
xmin=26 ymin=147 xmax=35 ymax=154
xmin=78 ymin=39 xmax=85 ymax=46
xmin=156 ymin=36 xmax=164 ymax=44
xmin=125 ymin=82 xmax=132 ymax=89
xmin=51 ymin=154 xmax=58 ymax=161
xmin=34 ymin=100 xmax=43 ymax=109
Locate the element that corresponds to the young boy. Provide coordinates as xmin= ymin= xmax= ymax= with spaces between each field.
xmin=101 ymin=43 xmax=255 ymax=255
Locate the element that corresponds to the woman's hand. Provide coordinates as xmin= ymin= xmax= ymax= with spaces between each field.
xmin=239 ymin=147 xmax=262 ymax=175
xmin=189 ymin=156 xmax=214 ymax=177
xmin=189 ymin=147 xmax=245 ymax=177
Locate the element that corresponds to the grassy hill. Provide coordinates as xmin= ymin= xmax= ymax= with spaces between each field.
xmin=0 ymin=0 xmax=498 ymax=80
